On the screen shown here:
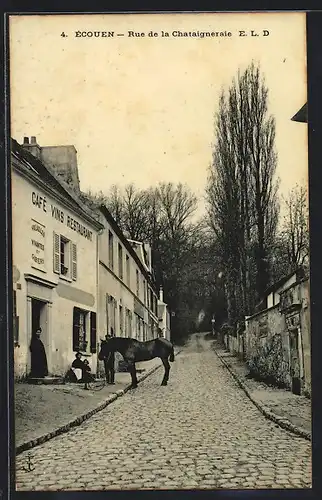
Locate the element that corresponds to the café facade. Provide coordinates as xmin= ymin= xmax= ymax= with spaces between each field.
xmin=11 ymin=138 xmax=104 ymax=379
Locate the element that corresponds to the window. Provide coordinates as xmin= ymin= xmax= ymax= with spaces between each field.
xmin=136 ymin=269 xmax=139 ymax=297
xmin=90 ymin=311 xmax=97 ymax=353
xmin=108 ymin=231 xmax=114 ymax=270
xmin=106 ymin=295 xmax=116 ymax=336
xmin=53 ymin=232 xmax=77 ymax=280
xmin=150 ymin=290 xmax=153 ymax=312
xmin=135 ymin=314 xmax=140 ymax=339
xmin=73 ymin=308 xmax=87 ymax=352
xmin=73 ymin=307 xmax=96 ymax=353
xmin=60 ymin=236 xmax=69 ymax=275
xmin=105 ymin=293 xmax=109 ymax=335
xmin=118 ymin=244 xmax=123 ymax=280
xmin=126 ymin=255 xmax=130 ymax=286
xmin=13 ymin=290 xmax=19 ymax=345
xmin=143 ymin=280 xmax=146 ymax=305
xmin=125 ymin=309 xmax=132 ymax=336
xmin=119 ymin=305 xmax=123 ymax=336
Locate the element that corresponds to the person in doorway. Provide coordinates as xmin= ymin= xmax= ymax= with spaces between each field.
xmin=104 ymin=334 xmax=115 ymax=384
xmin=29 ymin=327 xmax=48 ymax=378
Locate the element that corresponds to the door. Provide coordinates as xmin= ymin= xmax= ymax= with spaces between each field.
xmin=30 ymin=298 xmax=49 ymax=377
xmin=289 ymin=328 xmax=301 ymax=395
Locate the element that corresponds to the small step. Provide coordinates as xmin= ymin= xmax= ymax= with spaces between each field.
xmin=27 ymin=376 xmax=65 ymax=385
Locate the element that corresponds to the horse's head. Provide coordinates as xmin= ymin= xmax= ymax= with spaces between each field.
xmin=98 ymin=339 xmax=112 ymax=360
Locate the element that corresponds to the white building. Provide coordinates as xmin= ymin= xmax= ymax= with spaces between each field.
xmin=97 ymin=209 xmax=160 ymax=367
xmin=157 ymin=287 xmax=171 ymax=341
xmin=12 ymin=137 xmax=103 ymax=379
xmin=12 ymin=135 xmax=171 ymax=380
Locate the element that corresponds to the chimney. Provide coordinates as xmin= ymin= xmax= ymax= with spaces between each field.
xmin=159 ymin=286 xmax=164 ymax=302
xmin=22 ymin=136 xmax=41 ymax=159
xmin=40 ymin=145 xmax=80 ymax=192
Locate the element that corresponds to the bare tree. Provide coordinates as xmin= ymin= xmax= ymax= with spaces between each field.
xmin=85 ymin=180 xmax=216 ymax=342
xmin=244 ymin=63 xmax=279 ymax=299
xmin=157 ymin=182 xmax=197 ymax=239
xmin=104 ymin=185 xmax=125 ymax=228
xmin=121 ymin=184 xmax=151 ymax=241
xmin=280 ymin=184 xmax=309 ymax=271
xmin=206 ymin=62 xmax=279 ymax=329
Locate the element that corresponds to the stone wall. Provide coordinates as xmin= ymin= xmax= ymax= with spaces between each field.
xmin=243 ymin=278 xmax=310 ymax=394
xmin=300 ymin=280 xmax=311 ymax=396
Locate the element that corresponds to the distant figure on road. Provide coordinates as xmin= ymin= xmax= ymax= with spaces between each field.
xmin=29 ymin=327 xmax=48 ymax=378
xmin=104 ymin=333 xmax=115 ymax=384
xmin=211 ymin=317 xmax=216 ymax=337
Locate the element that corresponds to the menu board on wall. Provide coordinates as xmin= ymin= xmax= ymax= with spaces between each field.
xmin=31 ymin=219 xmax=46 ymax=273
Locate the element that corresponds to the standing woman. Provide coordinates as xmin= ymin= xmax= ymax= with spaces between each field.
xmin=30 ymin=327 xmax=48 ymax=378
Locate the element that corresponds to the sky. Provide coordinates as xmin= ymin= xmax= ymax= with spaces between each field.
xmin=9 ymin=13 xmax=308 ymax=218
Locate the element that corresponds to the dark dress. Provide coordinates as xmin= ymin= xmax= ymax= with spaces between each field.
xmin=72 ymin=358 xmax=94 ymax=382
xmin=104 ymin=352 xmax=115 ymax=384
xmin=30 ymin=336 xmax=48 ymax=378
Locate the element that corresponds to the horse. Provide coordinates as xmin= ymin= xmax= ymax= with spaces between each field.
xmin=98 ymin=336 xmax=175 ymax=389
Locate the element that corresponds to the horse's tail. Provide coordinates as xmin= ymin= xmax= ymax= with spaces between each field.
xmin=169 ymin=345 xmax=175 ymax=362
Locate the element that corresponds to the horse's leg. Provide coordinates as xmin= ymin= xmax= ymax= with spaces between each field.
xmin=128 ymin=361 xmax=138 ymax=389
xmin=161 ymin=358 xmax=170 ymax=386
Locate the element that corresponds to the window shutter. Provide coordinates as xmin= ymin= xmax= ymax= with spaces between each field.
xmin=71 ymin=243 xmax=77 ymax=281
xmin=73 ymin=307 xmax=80 ymax=352
xmin=90 ymin=312 xmax=97 ymax=353
xmin=53 ymin=232 xmax=60 ymax=274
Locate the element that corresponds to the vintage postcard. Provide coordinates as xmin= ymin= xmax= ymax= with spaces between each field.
xmin=9 ymin=12 xmax=310 ymax=491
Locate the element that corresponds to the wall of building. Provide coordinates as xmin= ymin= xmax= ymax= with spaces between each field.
xmin=245 ymin=305 xmax=290 ymax=388
xmin=97 ymin=213 xmax=159 ymax=372
xmin=157 ymin=302 xmax=171 ymax=341
xmin=244 ymin=278 xmax=310 ymax=395
xmin=12 ymin=167 xmax=99 ymax=378
xmin=300 ymin=280 xmax=311 ymax=395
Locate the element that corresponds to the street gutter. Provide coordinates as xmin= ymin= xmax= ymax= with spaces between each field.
xmin=212 ymin=344 xmax=311 ymax=442
xmin=16 ymin=349 xmax=183 ymax=455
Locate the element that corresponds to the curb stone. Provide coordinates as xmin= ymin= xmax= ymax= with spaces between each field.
xmin=212 ymin=344 xmax=311 ymax=441
xmin=16 ymin=349 xmax=182 ymax=455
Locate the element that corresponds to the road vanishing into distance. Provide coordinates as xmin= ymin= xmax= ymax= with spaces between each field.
xmin=16 ymin=334 xmax=311 ymax=491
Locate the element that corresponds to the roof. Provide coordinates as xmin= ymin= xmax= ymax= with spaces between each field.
xmin=127 ymin=239 xmax=151 ymax=272
xmin=11 ymin=138 xmax=103 ymax=231
xmin=291 ymin=103 xmax=307 ymax=123
xmin=264 ymin=267 xmax=305 ymax=297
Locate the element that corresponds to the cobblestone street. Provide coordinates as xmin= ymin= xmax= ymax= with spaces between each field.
xmin=16 ymin=334 xmax=311 ymax=491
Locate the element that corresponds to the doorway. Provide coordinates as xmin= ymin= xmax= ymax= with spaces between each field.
xmin=30 ymin=298 xmax=49 ymax=377
xmin=289 ymin=328 xmax=301 ymax=395
xmin=31 ymin=298 xmax=46 ymax=334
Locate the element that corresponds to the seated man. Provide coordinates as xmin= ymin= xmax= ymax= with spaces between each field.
xmin=72 ymin=352 xmax=94 ymax=383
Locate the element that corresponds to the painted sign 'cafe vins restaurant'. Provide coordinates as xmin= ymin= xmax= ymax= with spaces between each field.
xmin=11 ymin=137 xmax=104 ymax=380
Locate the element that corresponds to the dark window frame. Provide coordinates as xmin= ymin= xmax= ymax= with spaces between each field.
xmin=108 ymin=230 xmax=114 ymax=270
xmin=118 ymin=243 xmax=123 ymax=280
xmin=73 ymin=307 xmax=88 ymax=352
